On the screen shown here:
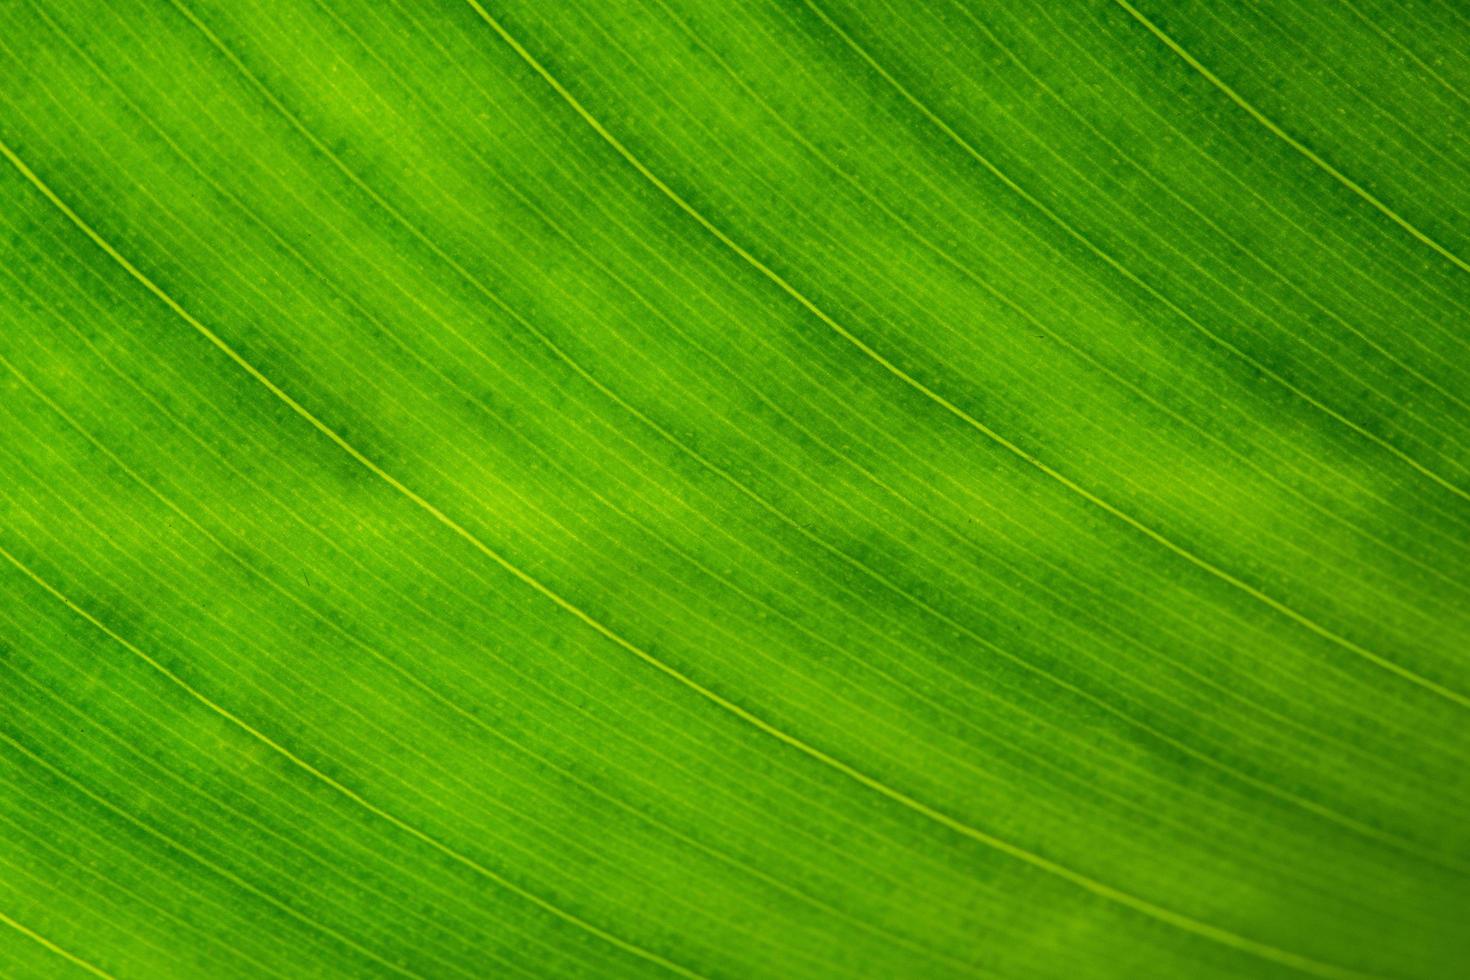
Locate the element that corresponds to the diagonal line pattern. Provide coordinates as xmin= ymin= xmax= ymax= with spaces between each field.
xmin=461 ymin=0 xmax=1470 ymax=713
xmin=0 ymin=101 xmax=1374 ymax=980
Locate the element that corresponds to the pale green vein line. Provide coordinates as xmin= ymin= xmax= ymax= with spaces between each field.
xmin=0 ymin=97 xmax=1373 ymax=980
xmin=1111 ymin=0 xmax=1470 ymax=277
xmin=0 ymin=908 xmax=115 ymax=980
xmin=463 ymin=2 xmax=1470 ymax=715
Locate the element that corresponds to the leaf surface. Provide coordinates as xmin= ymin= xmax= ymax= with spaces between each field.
xmin=2 ymin=1 xmax=1468 ymax=977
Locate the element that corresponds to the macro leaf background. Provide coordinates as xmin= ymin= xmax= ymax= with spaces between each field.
xmin=1 ymin=0 xmax=1468 ymax=977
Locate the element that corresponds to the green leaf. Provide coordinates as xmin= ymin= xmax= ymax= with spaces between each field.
xmin=2 ymin=1 xmax=1467 ymax=977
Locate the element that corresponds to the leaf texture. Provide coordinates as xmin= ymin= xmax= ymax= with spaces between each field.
xmin=1 ymin=1 xmax=1468 ymax=978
